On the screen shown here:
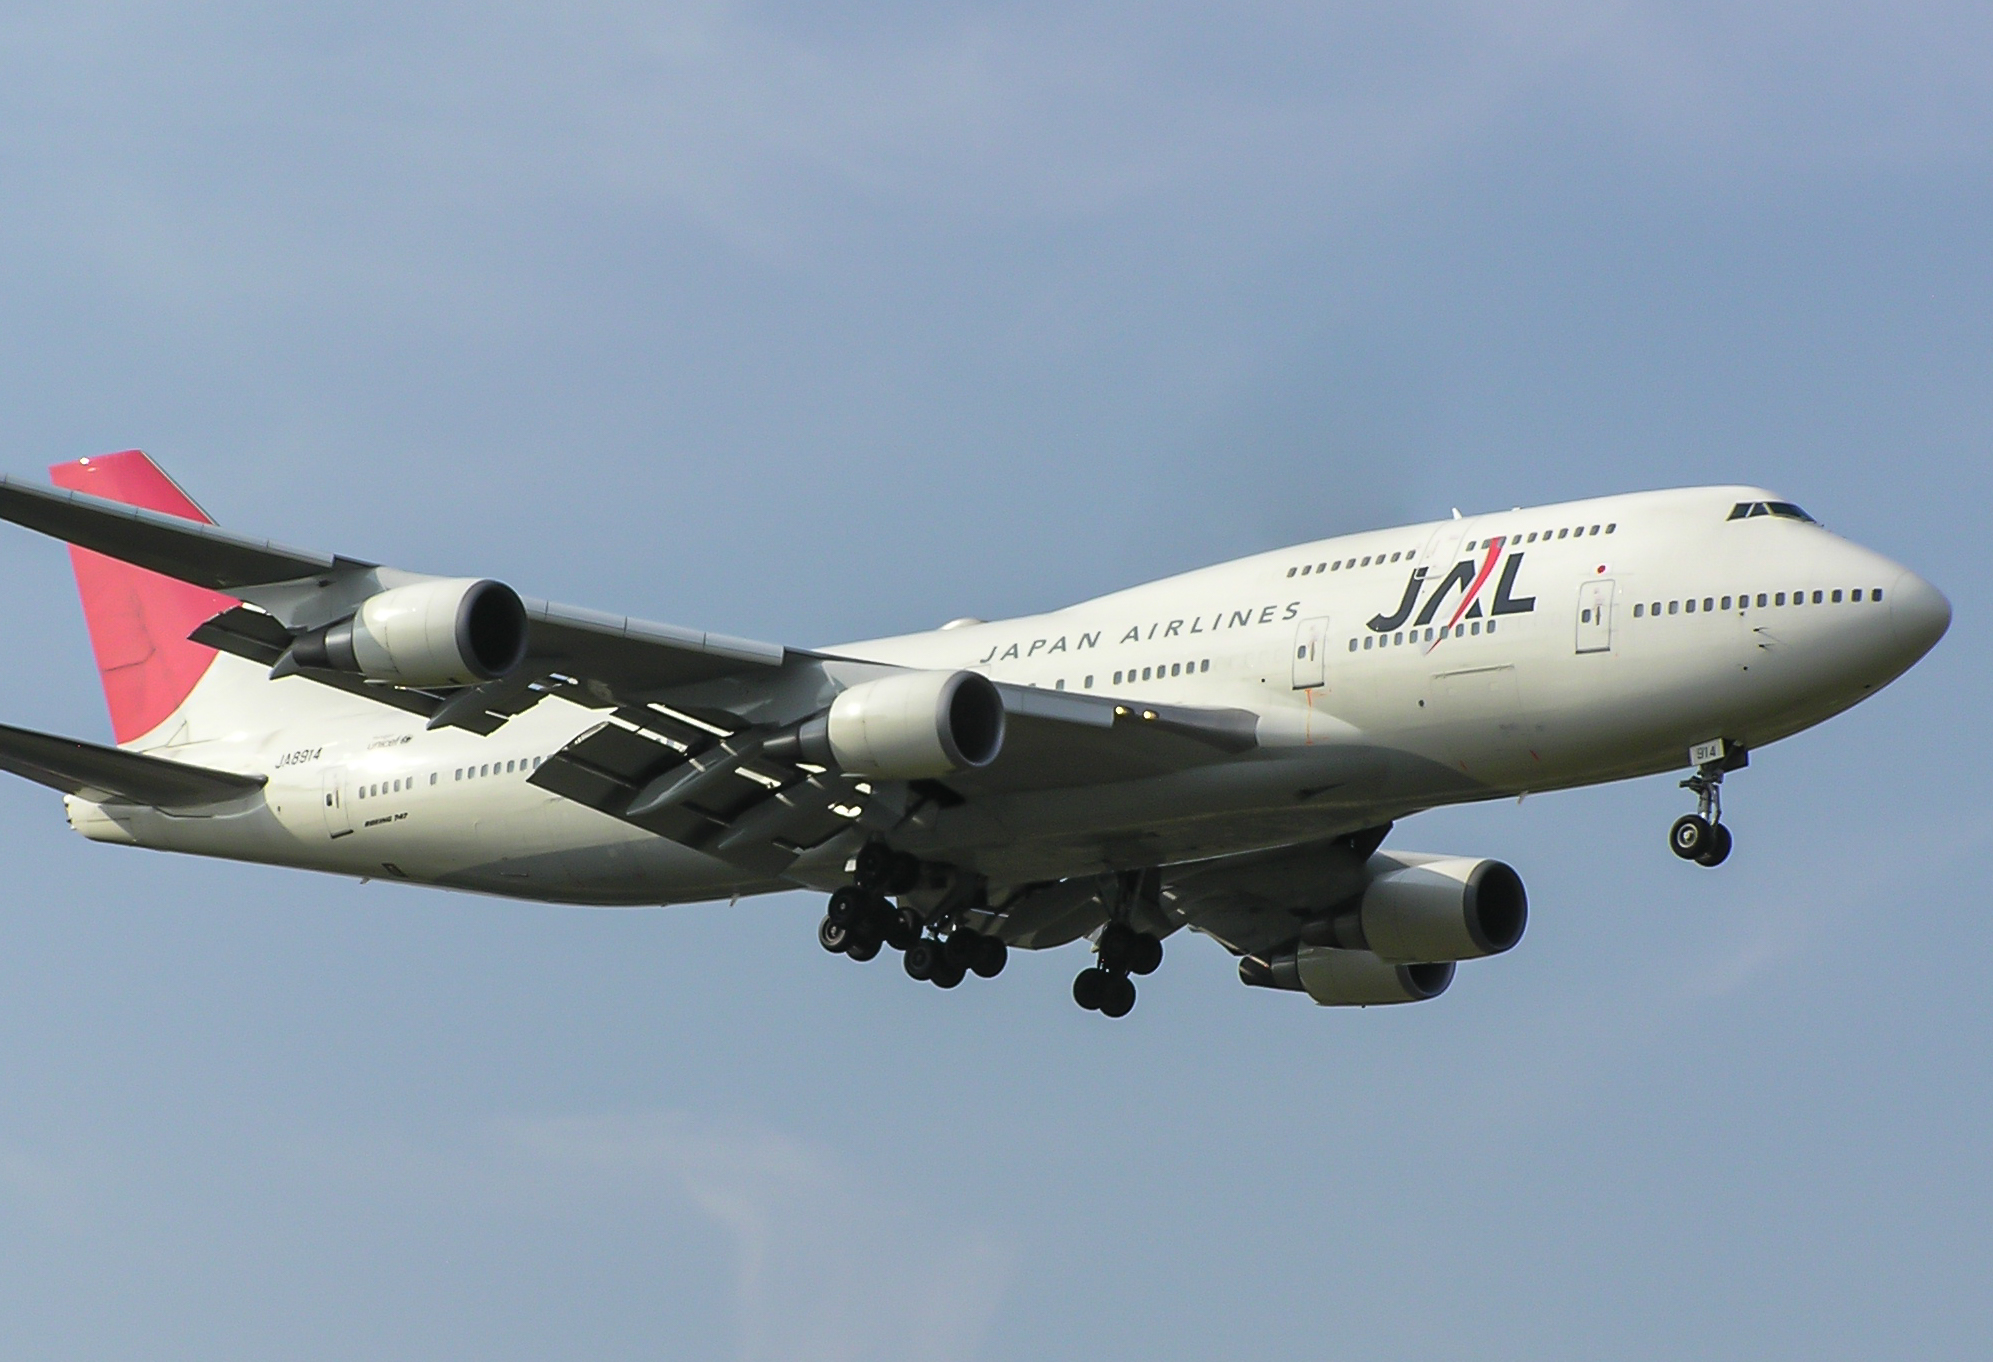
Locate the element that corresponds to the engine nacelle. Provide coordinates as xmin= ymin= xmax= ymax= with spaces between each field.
xmin=1307 ymin=853 xmax=1527 ymax=963
xmin=287 ymin=578 xmax=529 ymax=688
xmin=1241 ymin=947 xmax=1454 ymax=1006
xmin=813 ymin=670 xmax=1006 ymax=779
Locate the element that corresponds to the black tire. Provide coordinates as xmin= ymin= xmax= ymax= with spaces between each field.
xmin=884 ymin=907 xmax=922 ymax=952
xmin=826 ymin=886 xmax=869 ymax=928
xmin=1072 ymin=967 xmax=1108 ymax=1011
xmin=1099 ymin=973 xmax=1137 ymax=1018
xmin=818 ymin=917 xmax=851 ymax=954
xmin=1096 ymin=922 xmax=1136 ymax=972
xmin=904 ymin=939 xmax=940 ymax=981
xmin=971 ymin=935 xmax=1008 ymax=979
xmin=845 ymin=933 xmax=881 ymax=962
xmin=853 ymin=843 xmax=895 ymax=891
xmin=931 ymin=961 xmax=965 ymax=989
xmin=1670 ymin=814 xmax=1711 ymax=860
xmin=1127 ymin=934 xmax=1163 ymax=976
xmin=943 ymin=931 xmax=981 ymax=970
xmin=1695 ymin=822 xmax=1734 ymax=868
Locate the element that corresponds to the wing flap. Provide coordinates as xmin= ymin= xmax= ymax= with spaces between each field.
xmin=0 ymin=721 xmax=266 ymax=808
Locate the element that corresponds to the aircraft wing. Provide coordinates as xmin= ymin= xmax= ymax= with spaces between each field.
xmin=0 ymin=473 xmax=794 ymax=727
xmin=0 ymin=721 xmax=266 ymax=809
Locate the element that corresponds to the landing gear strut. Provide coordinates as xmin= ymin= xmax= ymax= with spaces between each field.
xmin=817 ymin=866 xmax=1008 ymax=992
xmin=1670 ymin=739 xmax=1743 ymax=867
xmin=1073 ymin=922 xmax=1162 ymax=1018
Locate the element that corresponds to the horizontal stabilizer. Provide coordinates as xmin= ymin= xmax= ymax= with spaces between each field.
xmin=0 ymin=473 xmax=340 ymax=590
xmin=0 ymin=721 xmax=266 ymax=809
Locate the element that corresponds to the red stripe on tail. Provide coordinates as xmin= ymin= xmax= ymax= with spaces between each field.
xmin=49 ymin=451 xmax=238 ymax=745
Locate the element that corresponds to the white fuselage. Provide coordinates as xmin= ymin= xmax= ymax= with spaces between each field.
xmin=66 ymin=485 xmax=1949 ymax=905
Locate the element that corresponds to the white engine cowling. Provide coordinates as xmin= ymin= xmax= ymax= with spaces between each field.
xmin=820 ymin=670 xmax=1005 ymax=779
xmin=1350 ymin=853 xmax=1527 ymax=963
xmin=289 ymin=578 xmax=529 ymax=687
xmin=1241 ymin=946 xmax=1454 ymax=1006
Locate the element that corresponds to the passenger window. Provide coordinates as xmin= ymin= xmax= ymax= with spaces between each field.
xmin=1349 ymin=638 xmax=1358 ymax=651
xmin=1361 ymin=556 xmax=1371 ymax=566
xmin=1142 ymin=667 xmax=1152 ymax=680
xmin=1757 ymin=594 xmax=1767 ymax=607
xmin=1812 ymin=590 xmax=1823 ymax=604
xmin=455 ymin=769 xmax=462 ymax=780
xmin=1721 ymin=596 xmax=1731 ymax=610
xmin=1200 ymin=660 xmax=1210 ymax=672
xmin=1286 ymin=566 xmax=1297 ymax=577
xmin=1170 ymin=663 xmax=1181 ymax=676
xmin=1582 ymin=608 xmax=1592 ymax=623
xmin=1526 ymin=532 xmax=1537 ymax=542
xmin=1471 ymin=621 xmax=1481 ymax=634
xmin=1669 ymin=601 xmax=1679 ymax=615
xmin=1393 ymin=631 xmax=1404 ymax=645
xmin=1330 ymin=561 xmax=1340 ymax=571
xmin=1486 ymin=620 xmax=1497 ymax=634
xmin=1085 ymin=675 xmax=1096 ymax=687
xmin=481 ymin=764 xmax=490 ymax=776
xmin=1634 ymin=603 xmax=1644 ymax=617
xmin=1831 ymin=589 xmax=1843 ymax=603
xmin=1704 ymin=598 xmax=1714 ymax=612
xmin=1590 ymin=525 xmax=1600 ymax=535
xmin=430 ymin=772 xmax=437 ymax=785
xmin=1300 ymin=564 xmax=1311 ymax=575
xmin=1557 ymin=528 xmax=1569 ymax=539
xmin=1873 ymin=588 xmax=1884 ymax=601
xmin=1606 ymin=523 xmax=1616 ymax=533
xmin=1686 ymin=599 xmax=1697 ymax=614
xmin=1364 ymin=637 xmax=1373 ymax=650
xmin=1775 ymin=592 xmax=1786 ymax=605
xmin=1389 ymin=552 xmax=1400 ymax=562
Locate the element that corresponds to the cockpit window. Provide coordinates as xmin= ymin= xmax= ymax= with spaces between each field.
xmin=1728 ymin=500 xmax=1818 ymax=523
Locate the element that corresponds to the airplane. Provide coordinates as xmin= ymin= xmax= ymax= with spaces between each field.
xmin=0 ymin=451 xmax=1949 ymax=1017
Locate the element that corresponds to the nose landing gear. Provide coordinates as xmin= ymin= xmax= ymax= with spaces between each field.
xmin=1670 ymin=739 xmax=1745 ymax=867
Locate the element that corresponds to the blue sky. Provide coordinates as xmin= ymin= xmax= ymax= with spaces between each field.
xmin=0 ymin=4 xmax=1987 ymax=1358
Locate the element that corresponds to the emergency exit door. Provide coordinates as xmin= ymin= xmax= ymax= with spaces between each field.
xmin=1576 ymin=580 xmax=1616 ymax=654
xmin=1292 ymin=616 xmax=1329 ymax=688
xmin=322 ymin=767 xmax=352 ymax=838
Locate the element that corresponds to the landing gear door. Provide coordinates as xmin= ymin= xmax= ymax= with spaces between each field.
xmin=322 ymin=767 xmax=352 ymax=838
xmin=1292 ymin=616 xmax=1329 ymax=689
xmin=1576 ymin=580 xmax=1615 ymax=654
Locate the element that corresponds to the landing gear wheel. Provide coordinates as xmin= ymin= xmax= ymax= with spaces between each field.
xmin=818 ymin=916 xmax=851 ymax=954
xmin=1695 ymin=822 xmax=1733 ymax=868
xmin=931 ymin=960 xmax=966 ymax=989
xmin=904 ymin=940 xmax=941 ymax=981
xmin=1073 ymin=967 xmax=1109 ymax=1011
xmin=853 ymin=842 xmax=895 ymax=891
xmin=943 ymin=931 xmax=982 ymax=970
xmin=845 ymin=933 xmax=881 ymax=962
xmin=1099 ymin=973 xmax=1137 ymax=1018
xmin=971 ymin=935 xmax=1007 ymax=979
xmin=883 ymin=907 xmax=922 ymax=952
xmin=1669 ymin=814 xmax=1712 ymax=860
xmin=1126 ymin=934 xmax=1163 ymax=976
xmin=826 ymin=886 xmax=870 ymax=928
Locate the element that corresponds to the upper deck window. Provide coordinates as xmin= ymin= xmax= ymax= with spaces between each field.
xmin=1728 ymin=500 xmax=1818 ymax=523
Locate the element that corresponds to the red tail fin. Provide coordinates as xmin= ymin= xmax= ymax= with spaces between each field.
xmin=50 ymin=451 xmax=238 ymax=745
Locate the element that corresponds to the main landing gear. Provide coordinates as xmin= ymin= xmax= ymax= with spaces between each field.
xmin=1072 ymin=922 xmax=1162 ymax=1019
xmin=815 ymin=871 xmax=1008 ymax=992
xmin=1669 ymin=739 xmax=1745 ymax=868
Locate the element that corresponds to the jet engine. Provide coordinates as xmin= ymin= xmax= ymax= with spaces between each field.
xmin=803 ymin=669 xmax=1005 ymax=779
xmin=1304 ymin=853 xmax=1527 ymax=963
xmin=284 ymin=578 xmax=529 ymax=688
xmin=1240 ymin=947 xmax=1454 ymax=1006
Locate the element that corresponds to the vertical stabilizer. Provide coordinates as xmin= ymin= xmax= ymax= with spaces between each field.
xmin=49 ymin=452 xmax=238 ymax=746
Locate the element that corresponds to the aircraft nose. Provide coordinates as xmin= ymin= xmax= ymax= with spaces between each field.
xmin=1888 ymin=570 xmax=1951 ymax=661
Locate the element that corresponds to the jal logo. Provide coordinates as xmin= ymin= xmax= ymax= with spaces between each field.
xmin=1367 ymin=537 xmax=1535 ymax=635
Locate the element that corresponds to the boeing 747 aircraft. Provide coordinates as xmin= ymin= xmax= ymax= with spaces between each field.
xmin=0 ymin=452 xmax=1949 ymax=1015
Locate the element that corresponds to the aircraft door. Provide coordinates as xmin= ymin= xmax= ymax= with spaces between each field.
xmin=1292 ymin=616 xmax=1329 ymax=689
xmin=322 ymin=767 xmax=352 ymax=838
xmin=1576 ymin=580 xmax=1616 ymax=654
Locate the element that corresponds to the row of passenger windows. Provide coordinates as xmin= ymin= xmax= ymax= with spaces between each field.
xmin=354 ymin=756 xmax=545 ymax=800
xmin=1285 ymin=522 xmax=1618 ymax=577
xmin=1632 ymin=587 xmax=1884 ymax=619
xmin=1351 ymin=620 xmax=1499 ymax=651
xmin=1113 ymin=660 xmax=1211 ymax=684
